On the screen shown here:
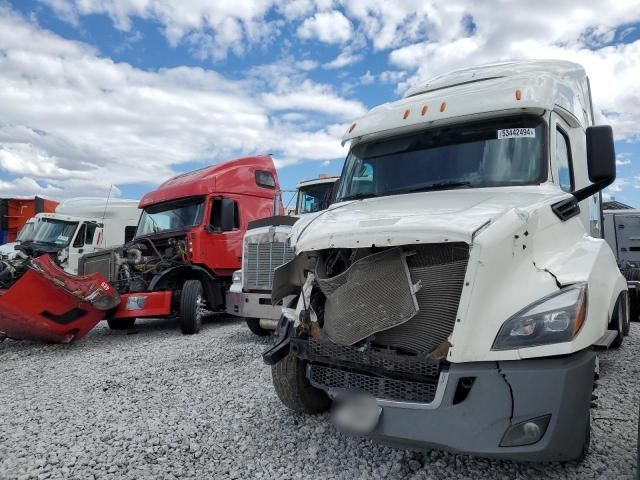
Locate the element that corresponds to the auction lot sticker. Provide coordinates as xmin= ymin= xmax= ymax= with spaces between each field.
xmin=497 ymin=128 xmax=536 ymax=139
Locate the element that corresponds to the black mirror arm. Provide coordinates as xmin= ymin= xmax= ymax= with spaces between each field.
xmin=551 ymin=177 xmax=614 ymax=221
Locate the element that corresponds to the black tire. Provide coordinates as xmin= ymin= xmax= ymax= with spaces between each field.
xmin=180 ymin=280 xmax=204 ymax=335
xmin=107 ymin=318 xmax=136 ymax=330
xmin=630 ymin=289 xmax=640 ymax=323
xmin=246 ymin=317 xmax=270 ymax=336
xmin=610 ymin=294 xmax=626 ymax=349
xmin=623 ymin=293 xmax=631 ymax=337
xmin=271 ymin=353 xmax=331 ymax=414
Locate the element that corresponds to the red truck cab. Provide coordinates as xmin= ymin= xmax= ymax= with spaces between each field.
xmin=80 ymin=155 xmax=281 ymax=333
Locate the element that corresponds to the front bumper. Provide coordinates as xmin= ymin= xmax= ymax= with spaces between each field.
xmin=225 ymin=290 xmax=284 ymax=322
xmin=311 ymin=349 xmax=595 ymax=462
xmin=113 ymin=291 xmax=173 ymax=319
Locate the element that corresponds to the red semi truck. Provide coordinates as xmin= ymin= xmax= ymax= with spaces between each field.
xmin=79 ymin=155 xmax=281 ymax=334
xmin=0 ymin=155 xmax=280 ymax=343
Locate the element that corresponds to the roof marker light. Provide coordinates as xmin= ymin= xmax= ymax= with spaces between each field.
xmin=515 ymin=89 xmax=522 ymax=101
xmin=421 ymin=105 xmax=428 ymax=116
xmin=440 ymin=102 xmax=447 ymax=112
xmin=348 ymin=123 xmax=357 ymax=133
xmin=403 ymin=109 xmax=410 ymax=119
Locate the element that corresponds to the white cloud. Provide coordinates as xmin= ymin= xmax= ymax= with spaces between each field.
xmin=0 ymin=6 xmax=360 ymax=197
xmin=296 ymin=10 xmax=353 ymax=44
xmin=617 ymin=153 xmax=633 ymax=166
xmin=42 ymin=0 xmax=280 ymax=60
xmin=323 ymin=49 xmax=364 ymax=69
xmin=359 ymin=70 xmax=374 ymax=85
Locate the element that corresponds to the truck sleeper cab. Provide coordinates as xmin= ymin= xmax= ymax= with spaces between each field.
xmin=227 ymin=176 xmax=339 ymax=336
xmin=263 ymin=60 xmax=627 ymax=462
xmin=79 ymin=155 xmax=280 ymax=334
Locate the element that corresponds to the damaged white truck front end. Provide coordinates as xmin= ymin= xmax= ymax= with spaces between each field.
xmin=263 ymin=60 xmax=627 ymax=462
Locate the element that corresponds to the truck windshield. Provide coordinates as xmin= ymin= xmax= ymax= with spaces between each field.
xmin=297 ymin=183 xmax=336 ymax=214
xmin=31 ymin=218 xmax=78 ymax=246
xmin=16 ymin=222 xmax=36 ymax=242
xmin=336 ymin=116 xmax=546 ymax=201
xmin=137 ymin=197 xmax=204 ymax=236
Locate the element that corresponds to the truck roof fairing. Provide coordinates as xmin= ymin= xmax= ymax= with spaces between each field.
xmin=139 ymin=155 xmax=280 ymax=209
xmin=342 ymin=60 xmax=592 ymax=146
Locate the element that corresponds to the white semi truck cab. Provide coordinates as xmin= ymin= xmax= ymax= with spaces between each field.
xmin=263 ymin=60 xmax=627 ymax=462
xmin=226 ymin=177 xmax=339 ymax=335
xmin=17 ymin=198 xmax=141 ymax=274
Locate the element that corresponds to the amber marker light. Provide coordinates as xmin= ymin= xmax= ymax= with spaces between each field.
xmin=440 ymin=102 xmax=447 ymax=112
xmin=421 ymin=105 xmax=428 ymax=116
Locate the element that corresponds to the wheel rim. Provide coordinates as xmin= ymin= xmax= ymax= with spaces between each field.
xmin=195 ymin=292 xmax=206 ymax=322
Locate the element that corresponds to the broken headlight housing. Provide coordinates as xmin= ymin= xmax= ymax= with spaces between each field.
xmin=492 ymin=284 xmax=587 ymax=350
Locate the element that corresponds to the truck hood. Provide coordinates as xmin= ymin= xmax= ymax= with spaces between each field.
xmin=290 ymin=184 xmax=568 ymax=251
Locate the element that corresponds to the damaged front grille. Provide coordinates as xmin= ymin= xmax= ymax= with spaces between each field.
xmin=308 ymin=364 xmax=438 ymax=403
xmin=316 ymin=247 xmax=420 ymax=346
xmin=316 ymin=243 xmax=469 ymax=355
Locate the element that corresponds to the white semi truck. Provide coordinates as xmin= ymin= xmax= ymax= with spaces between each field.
xmin=263 ymin=60 xmax=627 ymax=462
xmin=17 ymin=198 xmax=141 ymax=274
xmin=227 ymin=177 xmax=339 ymax=335
xmin=0 ymin=217 xmax=38 ymax=260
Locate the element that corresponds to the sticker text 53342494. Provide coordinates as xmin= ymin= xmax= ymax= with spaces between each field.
xmin=497 ymin=128 xmax=536 ymax=140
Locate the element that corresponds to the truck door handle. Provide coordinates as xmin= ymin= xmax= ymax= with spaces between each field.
xmin=78 ymin=248 xmax=84 ymax=253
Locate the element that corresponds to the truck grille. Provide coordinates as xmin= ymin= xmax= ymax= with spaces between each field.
xmin=318 ymin=243 xmax=469 ymax=355
xmin=245 ymin=242 xmax=295 ymax=290
xmin=308 ymin=364 xmax=438 ymax=403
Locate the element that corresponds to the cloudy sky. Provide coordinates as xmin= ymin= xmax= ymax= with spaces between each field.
xmin=1 ymin=0 xmax=640 ymax=205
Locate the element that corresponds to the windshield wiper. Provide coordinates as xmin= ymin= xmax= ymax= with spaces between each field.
xmin=340 ymin=192 xmax=381 ymax=201
xmin=400 ymin=181 xmax=473 ymax=194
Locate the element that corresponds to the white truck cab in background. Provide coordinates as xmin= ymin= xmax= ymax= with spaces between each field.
xmin=264 ymin=60 xmax=626 ymax=462
xmin=17 ymin=198 xmax=141 ymax=274
xmin=0 ymin=218 xmax=38 ymax=260
xmin=226 ymin=176 xmax=339 ymax=335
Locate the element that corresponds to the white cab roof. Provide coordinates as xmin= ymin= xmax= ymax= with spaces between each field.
xmin=343 ymin=60 xmax=593 ymax=145
xmin=53 ymin=197 xmax=140 ymax=221
xmin=296 ymin=176 xmax=340 ymax=189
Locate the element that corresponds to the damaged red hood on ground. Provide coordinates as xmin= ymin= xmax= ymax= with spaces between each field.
xmin=0 ymin=255 xmax=119 ymax=343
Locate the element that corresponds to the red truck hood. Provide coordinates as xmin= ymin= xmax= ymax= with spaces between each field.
xmin=0 ymin=255 xmax=119 ymax=343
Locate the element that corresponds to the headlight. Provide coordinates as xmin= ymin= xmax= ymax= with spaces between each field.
xmin=492 ymin=284 xmax=587 ymax=350
xmin=125 ymin=296 xmax=147 ymax=311
xmin=232 ymin=270 xmax=242 ymax=284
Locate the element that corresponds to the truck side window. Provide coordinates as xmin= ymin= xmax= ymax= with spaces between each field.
xmin=210 ymin=198 xmax=240 ymax=232
xmin=255 ymin=171 xmax=276 ymax=189
xmin=556 ymin=128 xmax=573 ymax=192
xmin=85 ymin=223 xmax=97 ymax=245
xmin=73 ymin=224 xmax=86 ymax=248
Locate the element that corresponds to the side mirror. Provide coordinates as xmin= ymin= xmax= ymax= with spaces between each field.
xmin=208 ymin=198 xmax=238 ymax=233
xmin=552 ymin=125 xmax=616 ymax=220
xmin=573 ymin=125 xmax=616 ymax=202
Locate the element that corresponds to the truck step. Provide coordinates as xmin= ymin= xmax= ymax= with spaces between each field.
xmin=593 ymin=330 xmax=618 ymax=348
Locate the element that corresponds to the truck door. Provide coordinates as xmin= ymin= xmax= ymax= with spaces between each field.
xmin=550 ymin=113 xmax=601 ymax=237
xmin=67 ymin=222 xmax=99 ymax=274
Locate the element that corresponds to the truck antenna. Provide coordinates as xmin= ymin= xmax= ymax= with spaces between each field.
xmin=102 ymin=184 xmax=113 ymax=221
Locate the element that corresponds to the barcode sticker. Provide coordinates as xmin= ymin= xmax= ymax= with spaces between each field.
xmin=497 ymin=128 xmax=536 ymax=139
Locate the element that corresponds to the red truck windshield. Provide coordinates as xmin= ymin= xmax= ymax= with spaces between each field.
xmin=136 ymin=197 xmax=204 ymax=236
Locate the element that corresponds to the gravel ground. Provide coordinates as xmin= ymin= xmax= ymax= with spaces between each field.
xmin=0 ymin=316 xmax=638 ymax=480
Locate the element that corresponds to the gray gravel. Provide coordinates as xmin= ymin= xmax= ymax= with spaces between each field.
xmin=0 ymin=316 xmax=638 ymax=480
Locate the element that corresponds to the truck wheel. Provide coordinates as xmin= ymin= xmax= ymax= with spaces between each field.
xmin=107 ymin=318 xmax=136 ymax=330
xmin=246 ymin=317 xmax=270 ymax=336
xmin=629 ymin=289 xmax=639 ymax=322
xmin=180 ymin=280 xmax=205 ymax=335
xmin=271 ymin=354 xmax=331 ymax=414
xmin=623 ymin=293 xmax=631 ymax=337
xmin=609 ymin=294 xmax=626 ymax=349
